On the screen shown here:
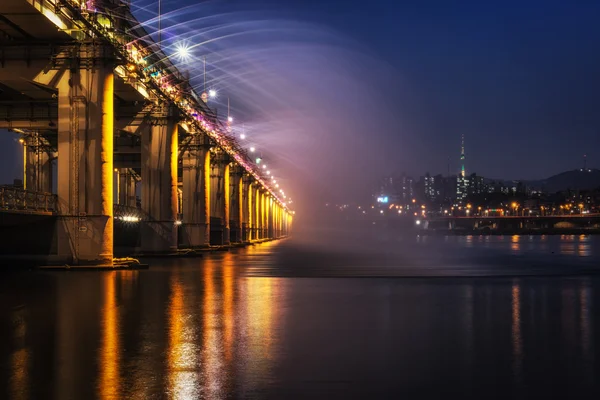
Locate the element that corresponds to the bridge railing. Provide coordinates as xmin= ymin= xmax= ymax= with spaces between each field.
xmin=0 ymin=186 xmax=57 ymax=213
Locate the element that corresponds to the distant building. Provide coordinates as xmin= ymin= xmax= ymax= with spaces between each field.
xmin=399 ymin=173 xmax=414 ymax=204
xmin=423 ymin=172 xmax=435 ymax=201
xmin=468 ymin=173 xmax=485 ymax=195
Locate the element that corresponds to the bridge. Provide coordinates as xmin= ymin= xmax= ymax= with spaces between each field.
xmin=0 ymin=0 xmax=293 ymax=265
xmin=423 ymin=215 xmax=600 ymax=234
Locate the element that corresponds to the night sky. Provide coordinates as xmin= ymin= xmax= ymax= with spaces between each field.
xmin=2 ymin=0 xmax=600 ymax=208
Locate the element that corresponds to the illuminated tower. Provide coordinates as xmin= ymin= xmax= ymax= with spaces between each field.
xmin=456 ymin=135 xmax=468 ymax=204
xmin=460 ymin=134 xmax=466 ymax=178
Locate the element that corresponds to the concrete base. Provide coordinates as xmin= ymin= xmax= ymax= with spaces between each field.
xmin=38 ymin=263 xmax=149 ymax=271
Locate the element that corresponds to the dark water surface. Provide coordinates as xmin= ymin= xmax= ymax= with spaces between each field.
xmin=2 ymin=235 xmax=600 ymax=399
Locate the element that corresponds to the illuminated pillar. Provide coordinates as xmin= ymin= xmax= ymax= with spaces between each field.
xmin=267 ymin=197 xmax=274 ymax=239
xmin=256 ymin=188 xmax=263 ymax=239
xmin=118 ymin=168 xmax=137 ymax=207
xmin=210 ymin=152 xmax=230 ymax=245
xmin=181 ymin=135 xmax=210 ymax=247
xmin=275 ymin=203 xmax=281 ymax=238
xmin=252 ymin=183 xmax=259 ymax=240
xmin=229 ymin=166 xmax=243 ymax=243
xmin=140 ymin=106 xmax=178 ymax=253
xmin=242 ymin=178 xmax=252 ymax=242
xmin=56 ymin=44 xmax=114 ymax=265
xmin=260 ymin=190 xmax=266 ymax=239
xmin=25 ymin=134 xmax=53 ymax=193
xmin=277 ymin=204 xmax=282 ymax=238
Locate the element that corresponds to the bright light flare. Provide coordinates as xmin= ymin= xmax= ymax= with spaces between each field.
xmin=228 ymin=116 xmax=233 ymax=123
xmin=208 ymin=89 xmax=217 ymax=98
xmin=174 ymin=43 xmax=191 ymax=62
xmin=250 ymin=147 xmax=255 ymax=152
xmin=119 ymin=215 xmax=140 ymax=223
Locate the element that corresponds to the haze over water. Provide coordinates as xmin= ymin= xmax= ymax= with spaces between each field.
xmin=2 ymin=235 xmax=600 ymax=399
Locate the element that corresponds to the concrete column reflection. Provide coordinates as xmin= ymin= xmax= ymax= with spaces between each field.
xmin=99 ymin=272 xmax=121 ymax=400
xmin=579 ymin=278 xmax=594 ymax=383
xmin=167 ymin=273 xmax=200 ymax=399
xmin=511 ymin=280 xmax=522 ymax=383
xmin=10 ymin=307 xmax=28 ymax=400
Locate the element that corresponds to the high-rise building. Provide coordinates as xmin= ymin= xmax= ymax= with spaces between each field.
xmin=423 ymin=172 xmax=436 ymax=201
xmin=456 ymin=135 xmax=469 ymax=204
xmin=468 ymin=173 xmax=485 ymax=195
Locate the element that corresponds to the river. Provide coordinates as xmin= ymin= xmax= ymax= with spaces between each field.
xmin=1 ymin=234 xmax=600 ymax=398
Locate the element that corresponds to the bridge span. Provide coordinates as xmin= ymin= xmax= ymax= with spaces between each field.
xmin=0 ymin=0 xmax=293 ymax=265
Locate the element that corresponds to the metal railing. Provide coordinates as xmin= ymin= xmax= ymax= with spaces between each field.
xmin=0 ymin=186 xmax=56 ymax=213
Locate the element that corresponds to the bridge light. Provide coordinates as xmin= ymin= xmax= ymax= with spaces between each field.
xmin=228 ymin=116 xmax=233 ymax=123
xmin=18 ymin=138 xmax=24 ymax=144
xmin=208 ymin=89 xmax=217 ymax=98
xmin=262 ymin=165 xmax=266 ymax=169
xmin=175 ymin=44 xmax=191 ymax=62
xmin=240 ymin=133 xmax=246 ymax=140
xmin=250 ymin=147 xmax=255 ymax=152
xmin=266 ymin=171 xmax=270 ymax=175
xmin=174 ymin=220 xmax=182 ymax=226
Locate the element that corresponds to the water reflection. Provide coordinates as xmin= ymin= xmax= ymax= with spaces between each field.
xmin=10 ymin=307 xmax=28 ymax=400
xmin=167 ymin=273 xmax=199 ymax=399
xmin=579 ymin=279 xmax=593 ymax=383
xmin=99 ymin=272 xmax=120 ymax=399
xmin=510 ymin=235 xmax=521 ymax=254
xmin=511 ymin=280 xmax=522 ymax=383
xmin=4 ymin=240 xmax=600 ymax=398
xmin=202 ymin=255 xmax=226 ymax=399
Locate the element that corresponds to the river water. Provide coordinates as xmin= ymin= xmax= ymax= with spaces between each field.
xmin=1 ymin=234 xmax=600 ymax=399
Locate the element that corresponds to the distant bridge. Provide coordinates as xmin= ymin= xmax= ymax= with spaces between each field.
xmin=425 ymin=215 xmax=600 ymax=234
xmin=0 ymin=0 xmax=293 ymax=264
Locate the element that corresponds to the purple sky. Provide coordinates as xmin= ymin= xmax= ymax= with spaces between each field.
xmin=2 ymin=0 xmax=600 ymax=211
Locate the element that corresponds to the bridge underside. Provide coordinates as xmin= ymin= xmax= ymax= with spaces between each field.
xmin=0 ymin=0 xmax=292 ymax=265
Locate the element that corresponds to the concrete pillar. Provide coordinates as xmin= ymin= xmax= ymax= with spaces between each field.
xmin=275 ymin=203 xmax=281 ymax=238
xmin=210 ymin=152 xmax=230 ymax=245
xmin=260 ymin=190 xmax=266 ymax=239
xmin=278 ymin=204 xmax=283 ymax=237
xmin=267 ymin=197 xmax=274 ymax=239
xmin=56 ymin=44 xmax=114 ymax=265
xmin=251 ymin=183 xmax=259 ymax=240
xmin=241 ymin=178 xmax=252 ymax=242
xmin=140 ymin=108 xmax=178 ymax=253
xmin=117 ymin=168 xmax=137 ymax=207
xmin=25 ymin=134 xmax=53 ymax=193
xmin=181 ymin=137 xmax=210 ymax=248
xmin=229 ymin=166 xmax=243 ymax=243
